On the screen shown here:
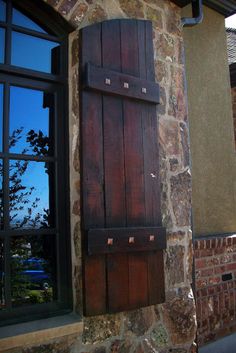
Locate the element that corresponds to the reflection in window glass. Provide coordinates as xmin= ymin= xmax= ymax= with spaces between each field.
xmin=11 ymin=32 xmax=60 ymax=73
xmin=0 ymin=241 xmax=4 ymax=310
xmin=0 ymin=160 xmax=2 ymax=230
xmin=12 ymin=7 xmax=47 ymax=34
xmin=0 ymin=84 xmax=3 ymax=151
xmin=0 ymin=1 xmax=6 ymax=22
xmin=9 ymin=160 xmax=54 ymax=229
xmin=11 ymin=235 xmax=56 ymax=307
xmin=9 ymin=86 xmax=53 ymax=156
xmin=0 ymin=28 xmax=5 ymax=64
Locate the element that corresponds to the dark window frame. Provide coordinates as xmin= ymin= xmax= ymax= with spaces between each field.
xmin=0 ymin=0 xmax=72 ymax=326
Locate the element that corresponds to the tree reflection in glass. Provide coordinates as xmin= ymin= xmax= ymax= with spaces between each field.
xmin=0 ymin=241 xmax=4 ymax=310
xmin=9 ymin=160 xmax=54 ymax=229
xmin=11 ymin=235 xmax=56 ymax=307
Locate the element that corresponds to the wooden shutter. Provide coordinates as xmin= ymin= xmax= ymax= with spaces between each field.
xmin=80 ymin=19 xmax=166 ymax=316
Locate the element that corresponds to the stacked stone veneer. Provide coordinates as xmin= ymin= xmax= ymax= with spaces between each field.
xmin=2 ymin=1 xmax=196 ymax=352
xmin=231 ymin=87 xmax=236 ymax=149
xmin=195 ymin=235 xmax=236 ymax=346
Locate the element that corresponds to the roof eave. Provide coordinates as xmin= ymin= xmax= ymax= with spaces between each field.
xmin=172 ymin=0 xmax=236 ymax=17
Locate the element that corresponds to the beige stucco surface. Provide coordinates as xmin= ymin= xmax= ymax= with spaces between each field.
xmin=183 ymin=5 xmax=236 ymax=236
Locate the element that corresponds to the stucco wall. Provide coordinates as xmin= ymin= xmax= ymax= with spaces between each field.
xmin=183 ymin=5 xmax=236 ymax=236
xmin=1 ymin=1 xmax=196 ymax=352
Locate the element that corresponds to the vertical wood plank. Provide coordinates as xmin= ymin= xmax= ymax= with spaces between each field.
xmin=148 ymin=250 xmax=165 ymax=305
xmin=144 ymin=21 xmax=164 ymax=304
xmin=144 ymin=21 xmax=161 ymax=226
xmin=121 ymin=20 xmax=148 ymax=309
xmin=102 ymin=20 xmax=129 ymax=312
xmin=80 ymin=23 xmax=106 ymax=315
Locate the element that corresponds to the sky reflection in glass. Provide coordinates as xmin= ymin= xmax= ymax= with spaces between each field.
xmin=11 ymin=31 xmax=59 ymax=73
xmin=12 ymin=7 xmax=47 ymax=33
xmin=9 ymin=86 xmax=52 ymax=156
xmin=0 ymin=1 xmax=6 ymax=22
xmin=9 ymin=160 xmax=53 ymax=229
xmin=0 ymin=28 xmax=5 ymax=63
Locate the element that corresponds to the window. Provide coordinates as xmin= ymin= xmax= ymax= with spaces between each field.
xmin=0 ymin=0 xmax=71 ymax=326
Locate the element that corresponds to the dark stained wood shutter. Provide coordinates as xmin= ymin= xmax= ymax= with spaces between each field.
xmin=80 ymin=19 xmax=166 ymax=316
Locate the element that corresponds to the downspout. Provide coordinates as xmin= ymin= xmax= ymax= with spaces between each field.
xmin=182 ymin=0 xmax=203 ymax=27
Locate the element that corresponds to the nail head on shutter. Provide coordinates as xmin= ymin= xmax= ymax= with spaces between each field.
xmin=142 ymin=87 xmax=147 ymax=94
xmin=129 ymin=237 xmax=135 ymax=244
xmin=105 ymin=78 xmax=111 ymax=85
xmin=149 ymin=235 xmax=155 ymax=241
xmin=124 ymin=82 xmax=129 ymax=89
xmin=107 ymin=238 xmax=113 ymax=245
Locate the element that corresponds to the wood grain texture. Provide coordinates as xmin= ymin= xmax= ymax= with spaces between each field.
xmin=80 ymin=19 xmax=165 ymax=316
xmin=101 ymin=20 xmax=129 ymax=312
xmin=80 ymin=23 xmax=106 ymax=316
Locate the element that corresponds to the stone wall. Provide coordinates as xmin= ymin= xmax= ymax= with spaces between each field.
xmin=195 ymin=235 xmax=236 ymax=346
xmin=231 ymin=87 xmax=236 ymax=150
xmin=1 ymin=1 xmax=196 ymax=352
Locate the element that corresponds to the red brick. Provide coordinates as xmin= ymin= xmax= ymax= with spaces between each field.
xmin=194 ymin=249 xmax=200 ymax=258
xmin=195 ymin=258 xmax=207 ymax=269
xmin=200 ymin=240 xmax=206 ymax=250
xmin=209 ymin=276 xmax=221 ymax=285
xmin=207 ymin=287 xmax=215 ymax=296
xmin=194 ymin=240 xmax=200 ymax=250
xmin=227 ymin=237 xmax=233 ymax=246
xmin=206 ymin=239 xmax=211 ymax=249
xmin=214 ymin=265 xmax=226 ymax=275
xmin=201 ymin=288 xmax=208 ymax=297
xmin=214 ymin=247 xmax=225 ymax=255
xmin=201 ymin=268 xmax=214 ymax=277
xmin=220 ymin=254 xmax=232 ymax=264
xmin=199 ymin=249 xmax=213 ymax=257
xmin=207 ymin=257 xmax=220 ymax=266
xmin=226 ymin=263 xmax=236 ymax=271
xmin=196 ymin=279 xmax=208 ymax=288
xmin=211 ymin=239 xmax=217 ymax=248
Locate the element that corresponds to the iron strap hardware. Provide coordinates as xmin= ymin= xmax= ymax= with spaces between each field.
xmin=83 ymin=62 xmax=160 ymax=104
xmin=87 ymin=227 xmax=166 ymax=255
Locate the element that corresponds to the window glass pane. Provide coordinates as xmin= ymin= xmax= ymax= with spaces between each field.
xmin=9 ymin=86 xmax=53 ymax=156
xmin=11 ymin=235 xmax=57 ymax=307
xmin=12 ymin=8 xmax=47 ymax=34
xmin=0 ymin=28 xmax=5 ymax=63
xmin=9 ymin=160 xmax=54 ymax=229
xmin=0 ymin=240 xmax=4 ymax=310
xmin=11 ymin=31 xmax=60 ymax=73
xmin=0 ymin=160 xmax=3 ymax=230
xmin=0 ymin=1 xmax=6 ymax=22
xmin=0 ymin=84 xmax=3 ymax=151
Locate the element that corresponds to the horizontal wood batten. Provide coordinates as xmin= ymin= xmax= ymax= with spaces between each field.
xmin=84 ymin=63 xmax=160 ymax=104
xmin=87 ymin=227 xmax=166 ymax=255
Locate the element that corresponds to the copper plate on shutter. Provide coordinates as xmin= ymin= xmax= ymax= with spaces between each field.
xmin=80 ymin=19 xmax=166 ymax=316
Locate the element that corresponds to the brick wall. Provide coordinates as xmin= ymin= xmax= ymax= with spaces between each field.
xmin=195 ymin=235 xmax=236 ymax=346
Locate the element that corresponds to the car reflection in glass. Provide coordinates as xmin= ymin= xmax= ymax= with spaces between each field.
xmin=19 ymin=257 xmax=51 ymax=290
xmin=10 ymin=255 xmax=53 ymax=307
